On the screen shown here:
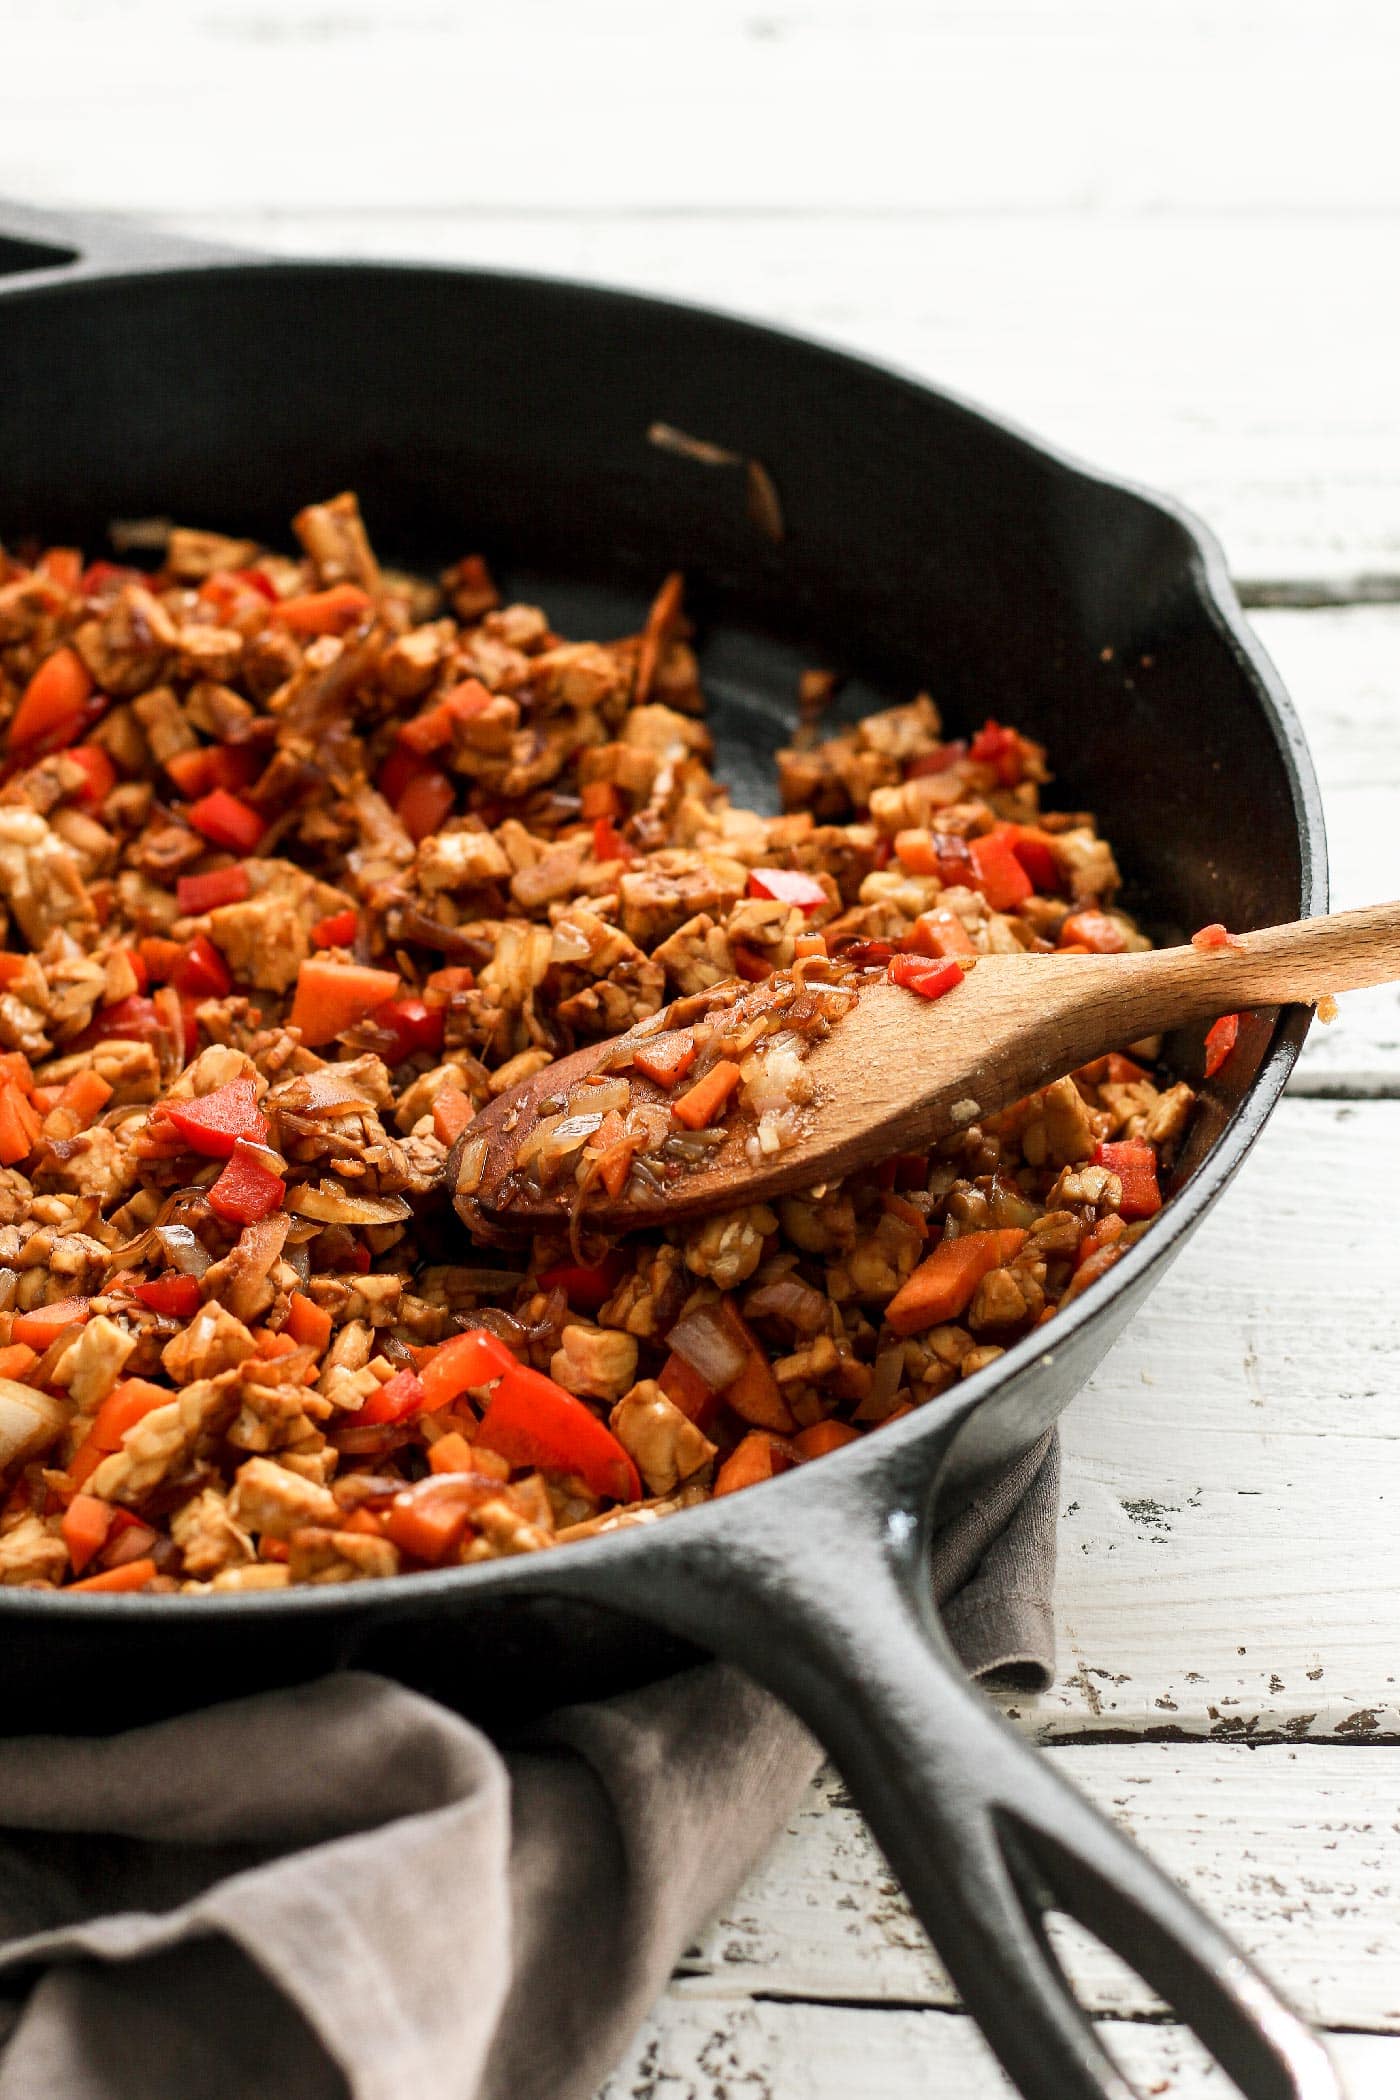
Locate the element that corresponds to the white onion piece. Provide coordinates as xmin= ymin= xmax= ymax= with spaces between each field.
xmin=870 ymin=1343 xmax=905 ymax=1412
xmin=456 ymin=1135 xmax=489 ymax=1194
xmin=0 ymin=1379 xmax=69 ymax=1469
xmin=286 ymin=1181 xmax=412 ymax=1226
xmin=154 ymin=1223 xmax=211 ymax=1278
xmin=667 ymin=1305 xmax=748 ymax=1393
xmin=567 ymin=1077 xmax=630 ymax=1118
xmin=514 ymin=1114 xmax=564 ymax=1171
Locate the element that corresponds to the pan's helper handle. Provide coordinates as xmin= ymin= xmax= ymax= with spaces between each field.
xmin=0 ymin=199 xmax=243 ymax=287
xmin=618 ymin=1456 xmax=1341 ymax=2100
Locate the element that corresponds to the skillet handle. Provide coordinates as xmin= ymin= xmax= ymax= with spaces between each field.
xmin=0 ymin=199 xmax=243 ymax=287
xmin=618 ymin=1463 xmax=1340 ymax=2100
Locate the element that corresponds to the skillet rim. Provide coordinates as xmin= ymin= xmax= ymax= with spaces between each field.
xmin=0 ymin=255 xmax=1327 ymax=1626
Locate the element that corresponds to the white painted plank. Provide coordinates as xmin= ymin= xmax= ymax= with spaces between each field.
xmin=2 ymin=1 xmax=1399 ymax=218
xmin=598 ymin=1996 xmax=1392 ymax=2100
xmin=1022 ymin=1098 xmax=1400 ymax=1739
xmin=112 ymin=208 xmax=1400 ymax=589
xmin=1251 ymin=608 xmax=1400 ymax=1091
xmin=680 ymin=1747 xmax=1400 ymax=2030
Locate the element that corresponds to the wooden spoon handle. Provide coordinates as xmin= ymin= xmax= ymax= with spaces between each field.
xmin=1097 ymin=901 xmax=1400 ymax=1046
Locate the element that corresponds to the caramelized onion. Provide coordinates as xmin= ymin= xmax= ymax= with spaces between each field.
xmin=667 ymin=1305 xmax=747 ymax=1394
xmin=287 ymin=1182 xmax=412 ymax=1226
xmin=153 ymin=1223 xmax=211 ymax=1278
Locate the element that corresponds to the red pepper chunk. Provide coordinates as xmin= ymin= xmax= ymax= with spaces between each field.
xmin=1092 ymin=1139 xmax=1162 ymax=1220
xmin=134 ymin=1273 xmax=204 ymax=1317
xmin=169 ymin=933 xmax=232 ymax=1002
xmin=1192 ymin=922 xmax=1246 ymax=953
xmin=967 ymin=829 xmax=1033 ymax=911
xmin=371 ymin=997 xmax=445 ymax=1064
xmin=907 ymin=741 xmax=965 ymax=778
xmin=888 ymin=955 xmax=965 ymax=1001
xmin=356 ymin=1367 xmax=427 ymax=1427
xmin=208 ymin=1139 xmax=285 ymax=1225
xmin=166 ymin=745 xmax=262 ymax=801
xmin=176 ymin=864 xmax=251 ymax=915
xmin=537 ymin=1253 xmax=626 ymax=1311
xmin=592 ymin=816 xmax=635 ymax=864
xmin=311 ymin=907 xmax=358 ymax=948
xmin=162 ymin=1078 xmax=268 ymax=1158
xmin=188 ymin=788 xmax=264 ymax=853
xmin=968 ymin=718 xmax=1027 ymax=787
xmin=475 ymin=1363 xmax=642 ymax=1503
xmin=396 ymin=768 xmax=455 ymax=844
xmin=1204 ymin=1012 xmax=1240 ymax=1078
xmin=1007 ymin=826 xmax=1060 ymax=894
xmin=68 ymin=744 xmax=117 ymax=806
xmin=746 ymin=867 xmax=828 ymax=913
xmin=8 ymin=646 xmax=94 ymax=753
xmin=418 ymin=1328 xmax=519 ymax=1412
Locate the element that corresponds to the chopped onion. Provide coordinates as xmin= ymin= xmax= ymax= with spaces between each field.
xmin=567 ymin=1076 xmax=630 ymax=1118
xmin=0 ymin=1379 xmax=69 ymax=1469
xmin=537 ymin=1112 xmax=604 ymax=1163
xmin=514 ymin=1113 xmax=563 ymax=1171
xmin=456 ymin=1135 xmax=489 ymax=1194
xmin=104 ymin=1226 xmax=160 ymax=1273
xmin=667 ymin=1304 xmax=748 ymax=1393
xmin=286 ymin=1181 xmax=412 ymax=1226
xmin=154 ymin=1223 xmax=211 ymax=1278
xmin=744 ymin=1275 xmax=829 ymax=1335
xmin=870 ymin=1342 xmax=905 ymax=1413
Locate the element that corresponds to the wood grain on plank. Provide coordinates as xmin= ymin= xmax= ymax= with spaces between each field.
xmin=1026 ymin=1098 xmax=1400 ymax=1739
xmin=599 ymin=1996 xmax=1393 ymax=2100
xmin=680 ymin=1748 xmax=1400 ymax=2030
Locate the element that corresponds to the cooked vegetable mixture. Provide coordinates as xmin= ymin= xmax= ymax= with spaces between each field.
xmin=0 ymin=496 xmax=1207 ymax=1593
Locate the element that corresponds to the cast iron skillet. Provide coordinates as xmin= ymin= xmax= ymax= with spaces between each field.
xmin=0 ymin=205 xmax=1337 ymax=2100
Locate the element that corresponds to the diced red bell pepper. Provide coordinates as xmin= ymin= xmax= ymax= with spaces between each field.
xmin=80 ymin=561 xmax=141 ymax=597
xmin=169 ymin=932 xmax=232 ymax=1001
xmin=1007 ymin=826 xmax=1060 ymax=893
xmin=375 ymin=744 xmax=428 ymax=808
xmin=537 ymin=1253 xmax=625 ymax=1311
xmin=311 ymin=907 xmax=358 ymax=948
xmin=161 ymin=1077 xmax=268 ymax=1158
xmin=887 ymin=954 xmax=965 ymax=1001
xmin=81 ymin=995 xmax=167 ymax=1047
xmin=207 ymin=1139 xmax=285 ymax=1224
xmin=165 ymin=744 xmax=262 ymax=800
xmin=907 ymin=741 xmax=965 ymax=778
xmin=8 ymin=646 xmax=94 ymax=753
xmin=370 ymin=997 xmax=445 ymax=1064
xmin=396 ymin=767 xmax=455 ymax=843
xmin=176 ymin=864 xmax=251 ymax=915
xmin=67 ymin=743 xmax=117 ymax=805
xmin=356 ymin=1367 xmax=427 ymax=1428
xmin=967 ymin=829 xmax=1033 ymax=911
xmin=1192 ymin=922 xmax=1246 ymax=952
xmin=37 ymin=547 xmax=83 ymax=592
xmin=838 ymin=938 xmax=896 ymax=967
xmin=1203 ymin=1012 xmax=1240 ymax=1078
xmin=475 ymin=1362 xmax=642 ymax=1503
xmin=285 ymin=1290 xmax=333 ymax=1353
xmin=580 ymin=780 xmax=624 ymax=820
xmin=591 ymin=815 xmax=635 ymax=864
xmin=187 ymin=788 xmax=264 ymax=853
xmin=134 ymin=1273 xmax=204 ymax=1317
xmin=1092 ymin=1139 xmax=1162 ymax=1220
xmin=417 ymin=1327 xmax=519 ymax=1412
xmin=746 ymin=867 xmax=827 ymax=913
xmin=968 ymin=718 xmax=1027 ymax=787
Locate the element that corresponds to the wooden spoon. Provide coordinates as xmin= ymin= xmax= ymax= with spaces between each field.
xmin=454 ymin=903 xmax=1400 ymax=1233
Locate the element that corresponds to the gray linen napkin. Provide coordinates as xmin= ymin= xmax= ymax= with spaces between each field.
xmin=0 ymin=1430 xmax=1057 ymax=2100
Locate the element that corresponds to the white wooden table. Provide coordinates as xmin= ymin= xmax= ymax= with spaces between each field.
xmin=4 ymin=5 xmax=1399 ymax=2092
